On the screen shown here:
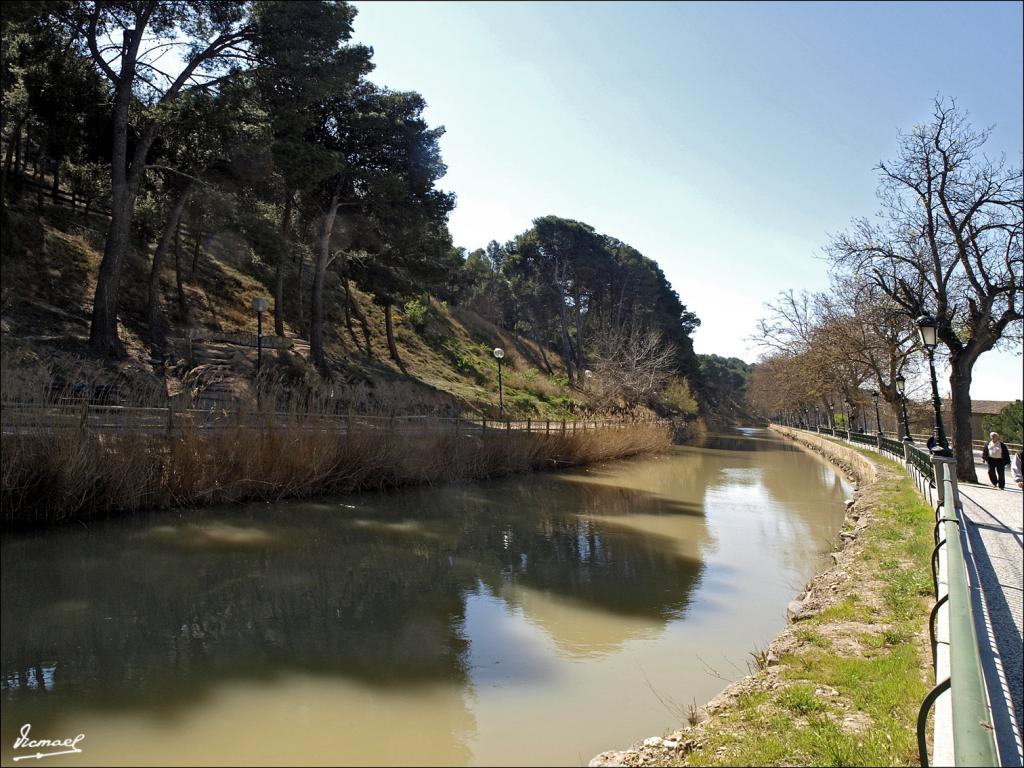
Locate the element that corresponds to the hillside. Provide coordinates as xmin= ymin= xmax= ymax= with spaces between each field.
xmin=0 ymin=190 xmax=600 ymax=418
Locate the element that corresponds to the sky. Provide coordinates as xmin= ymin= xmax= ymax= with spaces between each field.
xmin=350 ymin=0 xmax=1023 ymax=400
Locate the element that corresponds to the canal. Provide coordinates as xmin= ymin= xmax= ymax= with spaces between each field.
xmin=1 ymin=429 xmax=850 ymax=766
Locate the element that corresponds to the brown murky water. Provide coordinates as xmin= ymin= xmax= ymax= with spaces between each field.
xmin=1 ymin=429 xmax=849 ymax=766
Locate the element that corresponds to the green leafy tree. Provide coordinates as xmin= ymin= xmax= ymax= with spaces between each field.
xmin=983 ymin=400 xmax=1023 ymax=444
xmin=252 ymin=0 xmax=370 ymax=337
xmin=55 ymin=0 xmax=259 ymax=356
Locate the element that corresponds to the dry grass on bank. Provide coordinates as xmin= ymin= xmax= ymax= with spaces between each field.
xmin=1 ymin=415 xmax=670 ymax=527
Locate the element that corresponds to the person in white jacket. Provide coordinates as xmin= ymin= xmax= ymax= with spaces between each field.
xmin=1013 ymin=449 xmax=1023 ymax=490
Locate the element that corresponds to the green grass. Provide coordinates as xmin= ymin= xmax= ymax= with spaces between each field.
xmin=675 ymin=438 xmax=934 ymax=767
xmin=778 ymin=685 xmax=825 ymax=715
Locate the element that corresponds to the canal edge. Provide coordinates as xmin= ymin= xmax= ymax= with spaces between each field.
xmin=590 ymin=426 xmax=933 ymax=767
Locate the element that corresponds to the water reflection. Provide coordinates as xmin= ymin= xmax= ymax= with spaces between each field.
xmin=1 ymin=429 xmax=850 ymax=766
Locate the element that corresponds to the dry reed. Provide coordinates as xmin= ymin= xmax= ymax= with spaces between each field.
xmin=2 ymin=405 xmax=671 ymax=527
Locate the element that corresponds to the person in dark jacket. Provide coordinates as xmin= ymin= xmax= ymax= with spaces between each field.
xmin=981 ymin=432 xmax=1012 ymax=489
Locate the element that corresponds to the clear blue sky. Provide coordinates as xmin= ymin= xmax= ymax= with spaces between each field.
xmin=351 ymin=1 xmax=1023 ymax=400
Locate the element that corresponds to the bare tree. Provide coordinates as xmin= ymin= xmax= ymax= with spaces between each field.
xmin=815 ymin=276 xmax=922 ymax=409
xmin=588 ymin=320 xmax=677 ymax=409
xmin=829 ymin=98 xmax=1023 ymax=480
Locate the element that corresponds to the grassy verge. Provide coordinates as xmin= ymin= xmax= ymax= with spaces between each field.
xmin=1 ymin=416 xmax=670 ymax=526
xmin=677 ymin=438 xmax=933 ymax=767
xmin=591 ymin=432 xmax=934 ymax=768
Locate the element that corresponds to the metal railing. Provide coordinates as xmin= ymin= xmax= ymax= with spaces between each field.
xmin=918 ymin=458 xmax=998 ymax=768
xmin=848 ymin=431 xmax=877 ymax=448
xmin=783 ymin=425 xmax=1000 ymax=767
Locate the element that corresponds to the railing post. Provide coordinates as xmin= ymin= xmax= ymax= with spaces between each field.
xmin=931 ymin=454 xmax=948 ymax=508
xmin=526 ymin=418 xmax=531 ymax=434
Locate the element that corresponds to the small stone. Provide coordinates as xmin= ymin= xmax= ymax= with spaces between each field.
xmin=840 ymin=530 xmax=857 ymax=541
xmin=845 ymin=499 xmax=855 ymax=508
xmin=766 ymin=651 xmax=781 ymax=666
xmin=643 ymin=737 xmax=663 ymax=748
xmin=787 ymin=599 xmax=813 ymax=622
xmin=662 ymin=740 xmax=679 ymax=750
xmin=815 ymin=685 xmax=839 ymax=697
xmin=589 ymin=751 xmax=629 ymax=767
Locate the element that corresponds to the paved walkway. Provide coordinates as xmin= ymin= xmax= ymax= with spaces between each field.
xmin=960 ymin=453 xmax=1023 ymax=766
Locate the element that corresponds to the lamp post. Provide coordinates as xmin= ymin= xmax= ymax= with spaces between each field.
xmin=493 ymin=347 xmax=505 ymax=417
xmin=253 ymin=297 xmax=269 ymax=374
xmin=895 ymin=374 xmax=912 ymax=442
xmin=844 ymin=400 xmax=852 ymax=435
xmin=870 ymin=389 xmax=882 ymax=435
xmin=916 ymin=314 xmax=951 ymax=455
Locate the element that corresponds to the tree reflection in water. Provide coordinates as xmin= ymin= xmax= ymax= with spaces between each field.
xmin=1 ymin=469 xmax=706 ymax=719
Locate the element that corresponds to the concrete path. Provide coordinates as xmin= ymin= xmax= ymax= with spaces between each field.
xmin=960 ymin=453 xmax=1023 ymax=766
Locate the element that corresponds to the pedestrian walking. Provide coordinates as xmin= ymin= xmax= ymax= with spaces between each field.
xmin=1012 ymin=449 xmax=1023 ymax=490
xmin=981 ymin=431 xmax=1011 ymax=489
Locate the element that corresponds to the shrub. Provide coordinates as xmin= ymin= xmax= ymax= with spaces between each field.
xmin=403 ymin=298 xmax=429 ymax=331
xmin=660 ymin=376 xmax=699 ymax=415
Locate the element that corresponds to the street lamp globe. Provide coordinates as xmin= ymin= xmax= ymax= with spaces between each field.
xmin=916 ymin=314 xmax=938 ymax=349
xmin=253 ymin=297 xmax=269 ymax=315
xmin=493 ymin=347 xmax=504 ymax=360
xmin=895 ymin=374 xmax=905 ymax=396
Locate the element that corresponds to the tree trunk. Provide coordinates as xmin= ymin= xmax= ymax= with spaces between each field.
xmin=189 ymin=225 xmax=202 ymax=279
xmin=573 ymin=289 xmax=585 ymax=374
xmin=50 ymin=158 xmax=60 ymax=202
xmin=343 ymin=277 xmax=360 ymax=347
xmin=1 ymin=115 xmax=25 ymax=204
xmin=310 ymin=188 xmax=341 ymax=370
xmin=274 ymin=191 xmax=292 ymax=337
xmin=88 ymin=37 xmax=160 ymax=357
xmin=147 ymin=184 xmax=193 ymax=354
xmin=13 ymin=122 xmax=25 ymax=177
xmin=34 ymin=152 xmax=45 ymax=210
xmin=557 ymin=297 xmax=574 ymax=384
xmin=173 ymin=219 xmax=189 ymax=324
xmin=83 ymin=198 xmax=92 ymax=222
xmin=384 ymin=302 xmax=406 ymax=373
xmin=89 ymin=179 xmax=132 ymax=356
xmin=296 ymin=253 xmax=304 ymax=331
xmin=348 ymin=287 xmax=372 ymax=357
xmin=949 ymin=358 xmax=979 ymax=483
xmin=532 ymin=322 xmax=553 ymax=374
